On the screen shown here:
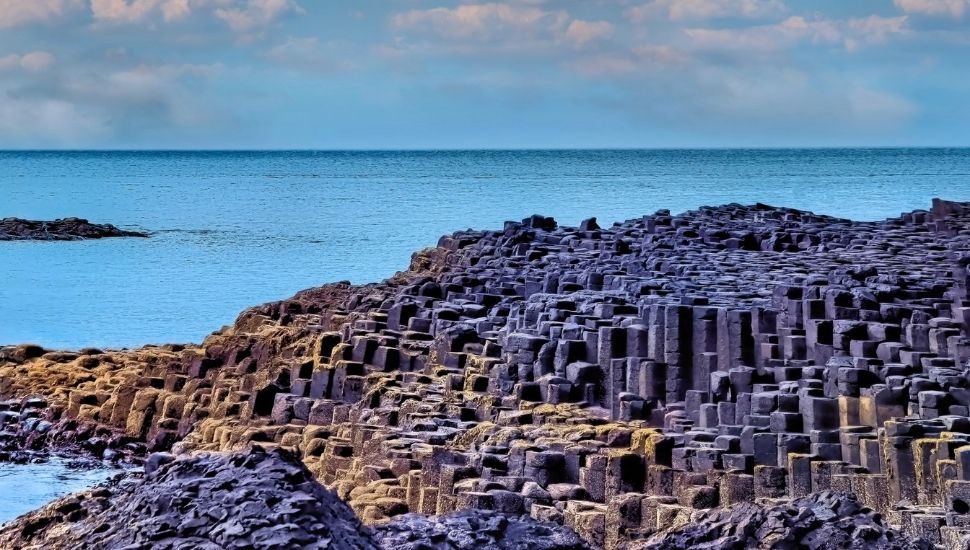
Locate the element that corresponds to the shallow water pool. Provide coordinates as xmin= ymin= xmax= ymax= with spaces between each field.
xmin=0 ymin=458 xmax=125 ymax=524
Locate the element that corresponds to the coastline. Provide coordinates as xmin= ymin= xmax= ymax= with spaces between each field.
xmin=1 ymin=199 xmax=969 ymax=548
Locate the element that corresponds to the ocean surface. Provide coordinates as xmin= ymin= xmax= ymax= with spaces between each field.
xmin=0 ymin=459 xmax=125 ymax=523
xmin=2 ymin=148 xmax=970 ymax=350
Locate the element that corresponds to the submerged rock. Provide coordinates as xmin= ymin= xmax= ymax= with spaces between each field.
xmin=0 ymin=217 xmax=147 ymax=240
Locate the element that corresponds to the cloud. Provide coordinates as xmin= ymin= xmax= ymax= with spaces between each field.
xmin=605 ymin=63 xmax=917 ymax=143
xmin=391 ymin=3 xmax=565 ymax=39
xmin=845 ymin=15 xmax=909 ymax=50
xmin=264 ymin=37 xmax=353 ymax=73
xmin=569 ymin=46 xmax=689 ymax=77
xmin=215 ymin=0 xmax=300 ymax=32
xmin=569 ymin=54 xmax=637 ymax=77
xmin=627 ymin=0 xmax=786 ymax=22
xmin=389 ymin=3 xmax=614 ymax=56
xmin=89 ymin=0 xmax=195 ymax=23
xmin=0 ymin=0 xmax=80 ymax=27
xmin=89 ymin=0 xmax=299 ymax=30
xmin=0 ymin=61 xmax=231 ymax=147
xmin=565 ymin=20 xmax=612 ymax=47
xmin=894 ymin=0 xmax=969 ymax=17
xmin=0 ymin=51 xmax=56 ymax=71
xmin=0 ymin=97 xmax=111 ymax=146
xmin=685 ymin=15 xmax=908 ymax=52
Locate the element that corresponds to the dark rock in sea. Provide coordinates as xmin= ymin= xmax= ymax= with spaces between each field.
xmin=0 ymin=217 xmax=147 ymax=240
xmin=375 ymin=510 xmax=592 ymax=549
xmin=0 ymin=445 xmax=380 ymax=550
xmin=633 ymin=491 xmax=932 ymax=550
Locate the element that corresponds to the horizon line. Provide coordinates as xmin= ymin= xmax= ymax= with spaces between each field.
xmin=3 ymin=145 xmax=970 ymax=153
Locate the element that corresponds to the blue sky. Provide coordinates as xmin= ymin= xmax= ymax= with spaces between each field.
xmin=0 ymin=0 xmax=968 ymax=148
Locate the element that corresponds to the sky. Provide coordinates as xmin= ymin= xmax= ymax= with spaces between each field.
xmin=0 ymin=0 xmax=968 ymax=149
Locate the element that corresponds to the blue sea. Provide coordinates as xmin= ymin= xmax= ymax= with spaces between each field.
xmin=2 ymin=149 xmax=970 ymax=351
xmin=0 ymin=459 xmax=124 ymax=523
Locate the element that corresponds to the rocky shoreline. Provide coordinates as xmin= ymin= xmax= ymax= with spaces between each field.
xmin=2 ymin=198 xmax=970 ymax=548
xmin=0 ymin=217 xmax=147 ymax=240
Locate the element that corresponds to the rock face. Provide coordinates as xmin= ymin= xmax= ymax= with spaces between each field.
xmin=634 ymin=491 xmax=932 ymax=550
xmin=0 ymin=445 xmax=380 ymax=550
xmin=2 ymin=199 xmax=970 ymax=548
xmin=376 ymin=510 xmax=592 ymax=549
xmin=0 ymin=217 xmax=147 ymax=240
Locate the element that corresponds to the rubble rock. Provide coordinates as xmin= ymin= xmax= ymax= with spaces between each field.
xmin=375 ymin=509 xmax=592 ymax=549
xmin=0 ymin=445 xmax=379 ymax=550
xmin=633 ymin=491 xmax=933 ymax=550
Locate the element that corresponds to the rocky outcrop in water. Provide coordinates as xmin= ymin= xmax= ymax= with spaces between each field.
xmin=3 ymin=199 xmax=970 ymax=548
xmin=0 ymin=217 xmax=147 ymax=240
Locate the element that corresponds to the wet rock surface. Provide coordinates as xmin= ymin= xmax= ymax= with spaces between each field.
xmin=634 ymin=491 xmax=932 ymax=550
xmin=0 ymin=395 xmax=144 ymax=464
xmin=0 ymin=445 xmax=380 ymax=550
xmin=2 ymin=199 xmax=970 ymax=548
xmin=0 ymin=217 xmax=147 ymax=240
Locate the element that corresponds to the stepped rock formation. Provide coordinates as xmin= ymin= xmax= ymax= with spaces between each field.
xmin=0 ymin=217 xmax=147 ymax=240
xmin=3 ymin=199 xmax=970 ymax=548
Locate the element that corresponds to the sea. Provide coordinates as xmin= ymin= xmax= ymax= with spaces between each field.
xmin=0 ymin=459 xmax=125 ymax=523
xmin=1 ymin=148 xmax=970 ymax=521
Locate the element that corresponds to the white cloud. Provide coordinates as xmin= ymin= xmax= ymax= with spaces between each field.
xmin=569 ymin=45 xmax=689 ymax=77
xmin=845 ymin=15 xmax=909 ymax=50
xmin=215 ymin=0 xmax=300 ymax=32
xmin=0 ymin=0 xmax=80 ymax=27
xmin=894 ymin=0 xmax=968 ymax=17
xmin=160 ymin=0 xmax=191 ymax=20
xmin=570 ymin=54 xmax=637 ymax=77
xmin=0 ymin=97 xmax=110 ymax=146
xmin=390 ymin=3 xmax=615 ymax=55
xmin=608 ymin=63 xmax=917 ymax=142
xmin=627 ymin=0 xmax=786 ymax=22
xmin=391 ymin=3 xmax=564 ymax=39
xmin=0 ymin=61 xmax=230 ymax=147
xmin=265 ymin=37 xmax=353 ymax=72
xmin=89 ymin=0 xmax=298 ymax=29
xmin=0 ymin=51 xmax=56 ymax=71
xmin=89 ymin=0 xmax=196 ymax=23
xmin=685 ymin=15 xmax=908 ymax=52
xmin=565 ymin=20 xmax=612 ymax=47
